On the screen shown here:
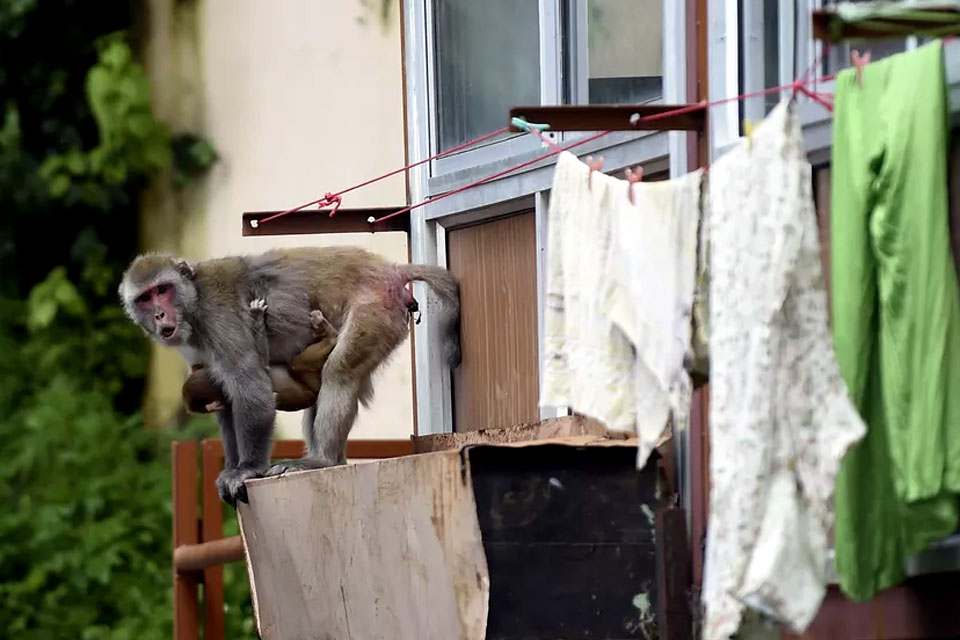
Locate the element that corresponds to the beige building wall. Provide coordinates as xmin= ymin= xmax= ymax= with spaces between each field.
xmin=143 ymin=0 xmax=414 ymax=440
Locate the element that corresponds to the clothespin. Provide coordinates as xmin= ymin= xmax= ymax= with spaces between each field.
xmin=743 ymin=119 xmax=755 ymax=153
xmin=586 ymin=155 xmax=604 ymax=190
xmin=511 ymin=116 xmax=551 ymax=134
xmin=851 ymin=50 xmax=871 ymax=88
xmin=625 ymin=166 xmax=643 ymax=205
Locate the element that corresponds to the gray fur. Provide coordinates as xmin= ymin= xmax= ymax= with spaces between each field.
xmin=119 ymin=246 xmax=461 ymax=505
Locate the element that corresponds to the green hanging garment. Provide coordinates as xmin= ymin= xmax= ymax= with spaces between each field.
xmin=831 ymin=39 xmax=960 ymax=601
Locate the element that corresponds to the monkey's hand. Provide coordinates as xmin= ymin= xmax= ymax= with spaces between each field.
xmin=249 ymin=298 xmax=268 ymax=316
xmin=309 ymin=309 xmax=337 ymax=339
xmin=216 ymin=467 xmax=263 ymax=506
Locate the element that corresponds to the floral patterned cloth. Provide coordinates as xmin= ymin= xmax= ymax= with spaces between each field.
xmin=701 ymin=99 xmax=866 ymax=640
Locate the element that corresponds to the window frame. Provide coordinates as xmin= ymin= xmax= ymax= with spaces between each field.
xmin=403 ymin=0 xmax=693 ymax=436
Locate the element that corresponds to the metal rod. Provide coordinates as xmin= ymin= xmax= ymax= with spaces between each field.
xmin=508 ymin=104 xmax=707 ymax=133
xmin=242 ymin=208 xmax=411 ymax=237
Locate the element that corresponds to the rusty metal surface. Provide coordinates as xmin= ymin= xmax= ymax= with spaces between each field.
xmin=509 ymin=104 xmax=707 ymax=133
xmin=242 ymin=208 xmax=410 ymax=237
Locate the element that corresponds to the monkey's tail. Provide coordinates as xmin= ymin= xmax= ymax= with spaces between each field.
xmin=398 ymin=264 xmax=462 ymax=368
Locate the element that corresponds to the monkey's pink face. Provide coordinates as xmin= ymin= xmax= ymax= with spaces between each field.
xmin=135 ymin=282 xmax=181 ymax=343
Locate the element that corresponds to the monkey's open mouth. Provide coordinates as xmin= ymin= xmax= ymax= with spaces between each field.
xmin=160 ymin=326 xmax=177 ymax=339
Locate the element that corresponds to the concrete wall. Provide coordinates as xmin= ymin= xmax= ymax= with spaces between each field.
xmin=142 ymin=0 xmax=414 ymax=440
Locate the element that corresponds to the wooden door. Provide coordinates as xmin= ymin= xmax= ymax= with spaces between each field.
xmin=447 ymin=211 xmax=540 ymax=432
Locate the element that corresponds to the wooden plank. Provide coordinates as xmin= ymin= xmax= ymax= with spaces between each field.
xmin=468 ymin=443 xmax=663 ymax=639
xmin=509 ymin=104 xmax=707 ymax=133
xmin=784 ymin=577 xmax=960 ymax=640
xmin=172 ymin=441 xmax=200 ymax=640
xmin=174 ymin=536 xmax=245 ymax=572
xmin=238 ymin=451 xmax=490 ymax=640
xmin=656 ymin=508 xmax=693 ymax=640
xmin=448 ymin=211 xmax=540 ymax=432
xmin=199 ymin=438 xmax=415 ymax=462
xmin=412 ymin=414 xmax=612 ymax=453
xmin=201 ymin=440 xmax=227 ymax=640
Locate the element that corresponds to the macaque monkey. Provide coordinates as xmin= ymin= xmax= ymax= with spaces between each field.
xmin=119 ymin=247 xmax=460 ymax=505
xmin=182 ymin=304 xmax=339 ymax=413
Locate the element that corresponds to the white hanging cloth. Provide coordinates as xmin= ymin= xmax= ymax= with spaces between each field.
xmin=541 ymin=151 xmax=702 ymax=468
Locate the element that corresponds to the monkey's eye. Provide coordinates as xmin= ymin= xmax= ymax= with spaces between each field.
xmin=136 ymin=293 xmax=151 ymax=304
xmin=157 ymin=284 xmax=169 ymax=295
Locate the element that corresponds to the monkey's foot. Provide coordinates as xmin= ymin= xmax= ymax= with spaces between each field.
xmin=216 ymin=466 xmax=264 ymax=506
xmin=264 ymin=457 xmax=344 ymax=477
xmin=249 ymin=298 xmax=268 ymax=315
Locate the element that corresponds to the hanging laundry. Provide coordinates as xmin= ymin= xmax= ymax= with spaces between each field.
xmin=541 ymin=151 xmax=704 ymax=467
xmin=690 ymin=185 xmax=711 ymax=379
xmin=701 ymin=99 xmax=866 ymax=640
xmin=541 ymin=151 xmax=638 ymax=438
xmin=831 ymin=40 xmax=960 ymax=601
xmin=600 ymin=168 xmax=703 ymax=462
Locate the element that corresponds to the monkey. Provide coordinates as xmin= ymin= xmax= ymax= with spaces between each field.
xmin=119 ymin=246 xmax=460 ymax=506
xmin=182 ymin=304 xmax=339 ymax=414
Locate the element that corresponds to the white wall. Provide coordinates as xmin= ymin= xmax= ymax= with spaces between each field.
xmin=147 ymin=0 xmax=414 ymax=439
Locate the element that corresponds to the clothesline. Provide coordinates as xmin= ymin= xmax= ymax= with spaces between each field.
xmin=259 ymin=64 xmax=838 ymax=228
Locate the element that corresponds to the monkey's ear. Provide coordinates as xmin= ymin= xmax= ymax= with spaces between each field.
xmin=175 ymin=260 xmax=195 ymax=280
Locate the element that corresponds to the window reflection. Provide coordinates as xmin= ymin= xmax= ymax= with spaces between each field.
xmin=586 ymin=0 xmax=663 ymax=104
xmin=433 ymin=0 xmax=540 ymax=151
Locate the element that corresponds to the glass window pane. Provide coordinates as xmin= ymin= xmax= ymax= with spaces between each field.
xmin=586 ymin=0 xmax=663 ymax=104
xmin=434 ymin=0 xmax=540 ymax=151
xmin=763 ymin=0 xmax=780 ymax=113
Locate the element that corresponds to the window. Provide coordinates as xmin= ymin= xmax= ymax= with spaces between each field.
xmin=433 ymin=0 xmax=540 ymax=151
xmin=565 ymin=0 xmax=665 ymax=105
xmin=404 ymin=0 xmax=691 ymax=435
xmin=427 ymin=0 xmax=670 ymax=180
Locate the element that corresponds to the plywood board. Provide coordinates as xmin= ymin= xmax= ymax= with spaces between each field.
xmin=238 ymin=453 xmax=490 ymax=640
xmin=447 ymin=212 xmax=540 ymax=432
xmin=412 ymin=414 xmax=615 ymax=453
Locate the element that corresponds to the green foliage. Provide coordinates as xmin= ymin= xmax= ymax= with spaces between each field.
xmin=0 ymin=1 xmax=246 ymax=637
xmin=39 ymin=34 xmax=172 ymax=207
xmin=171 ymin=132 xmax=219 ymax=187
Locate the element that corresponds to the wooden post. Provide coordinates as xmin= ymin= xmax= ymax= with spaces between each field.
xmin=201 ymin=440 xmax=226 ymax=640
xmin=172 ymin=441 xmax=200 ymax=640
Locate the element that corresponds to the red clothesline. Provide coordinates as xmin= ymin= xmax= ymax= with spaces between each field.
xmin=256 ymin=125 xmax=512 ymax=225
xmin=370 ymin=73 xmax=837 ymax=225
xmin=259 ymin=64 xmax=840 ymax=228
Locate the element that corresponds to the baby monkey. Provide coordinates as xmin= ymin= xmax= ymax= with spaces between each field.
xmin=182 ymin=299 xmax=337 ymax=414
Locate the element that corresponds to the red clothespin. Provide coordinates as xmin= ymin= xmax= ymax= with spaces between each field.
xmin=586 ymin=155 xmax=604 ymax=190
xmin=851 ymin=50 xmax=871 ymax=88
xmin=625 ymin=166 xmax=643 ymax=204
